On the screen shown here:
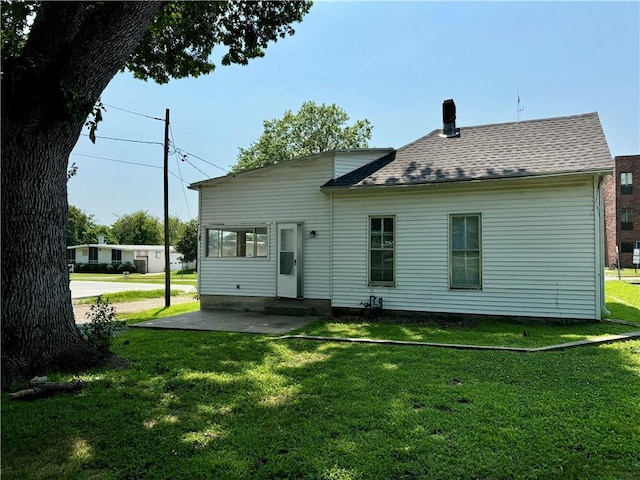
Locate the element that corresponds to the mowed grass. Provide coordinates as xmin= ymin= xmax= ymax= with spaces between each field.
xmin=2 ymin=284 xmax=639 ymax=479
xmin=71 ymin=271 xmax=197 ymax=286
xmin=76 ymin=289 xmax=190 ymax=305
xmin=605 ymin=280 xmax=640 ymax=324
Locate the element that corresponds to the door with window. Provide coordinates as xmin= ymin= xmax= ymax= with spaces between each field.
xmin=277 ymin=223 xmax=302 ymax=298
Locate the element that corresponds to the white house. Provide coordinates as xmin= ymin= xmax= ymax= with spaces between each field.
xmin=190 ymin=102 xmax=612 ymax=322
xmin=67 ymin=242 xmax=189 ymax=273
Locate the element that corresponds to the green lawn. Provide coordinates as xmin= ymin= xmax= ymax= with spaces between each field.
xmin=2 ymin=284 xmax=639 ymax=479
xmin=605 ymin=280 xmax=640 ymax=324
xmin=76 ymin=289 xmax=191 ymax=305
xmin=70 ymin=271 xmax=197 ymax=286
xmin=604 ymin=268 xmax=640 ymax=279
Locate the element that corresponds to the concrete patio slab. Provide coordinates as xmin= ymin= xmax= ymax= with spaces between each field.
xmin=129 ymin=309 xmax=318 ymax=334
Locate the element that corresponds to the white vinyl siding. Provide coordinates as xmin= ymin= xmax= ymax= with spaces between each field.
xmin=198 ymin=156 xmax=333 ymax=299
xmin=331 ymin=176 xmax=600 ymax=320
xmin=333 ymin=150 xmax=393 ymax=178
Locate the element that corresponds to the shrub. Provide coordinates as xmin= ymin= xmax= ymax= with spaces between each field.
xmin=80 ymin=296 xmax=125 ymax=355
xmin=118 ymin=262 xmax=137 ymax=274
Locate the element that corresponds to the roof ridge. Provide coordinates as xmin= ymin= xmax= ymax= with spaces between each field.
xmin=458 ymin=111 xmax=599 ymax=131
xmin=396 ymin=112 xmax=600 ymax=151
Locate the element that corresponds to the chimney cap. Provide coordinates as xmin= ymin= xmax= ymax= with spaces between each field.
xmin=443 ymin=99 xmax=456 ymax=124
xmin=442 ymin=99 xmax=459 ymax=138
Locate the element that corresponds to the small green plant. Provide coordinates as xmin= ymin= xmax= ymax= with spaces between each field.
xmin=81 ymin=296 xmax=125 ymax=355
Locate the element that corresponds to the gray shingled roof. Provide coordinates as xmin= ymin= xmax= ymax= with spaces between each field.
xmin=323 ymin=112 xmax=612 ymax=188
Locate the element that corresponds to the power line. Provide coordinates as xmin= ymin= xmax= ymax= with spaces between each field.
xmin=72 ymin=152 xmax=160 ymax=169
xmin=170 ymin=144 xmax=229 ymax=174
xmin=182 ymin=157 xmax=210 ymax=178
xmin=70 ymin=152 xmax=190 ymax=184
xmin=169 ymin=125 xmax=192 ymax=219
xmin=103 ymin=103 xmax=164 ymax=122
xmin=79 ymin=133 xmax=163 ymax=146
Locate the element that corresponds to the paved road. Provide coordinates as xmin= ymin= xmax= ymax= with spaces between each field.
xmin=70 ymin=281 xmax=196 ymax=300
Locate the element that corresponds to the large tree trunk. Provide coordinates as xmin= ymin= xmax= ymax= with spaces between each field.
xmin=1 ymin=2 xmax=162 ymax=388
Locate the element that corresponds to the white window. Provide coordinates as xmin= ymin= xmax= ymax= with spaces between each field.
xmin=206 ymin=226 xmax=268 ymax=258
xmin=369 ymin=216 xmax=395 ymax=286
xmin=450 ymin=214 xmax=482 ymax=289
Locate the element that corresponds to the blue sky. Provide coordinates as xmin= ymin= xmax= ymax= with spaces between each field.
xmin=68 ymin=1 xmax=640 ymax=225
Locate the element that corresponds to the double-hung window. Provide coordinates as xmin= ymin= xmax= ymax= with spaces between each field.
xmin=206 ymin=226 xmax=268 ymax=258
xmin=621 ymin=208 xmax=634 ymax=230
xmin=369 ymin=216 xmax=395 ymax=286
xmin=450 ymin=214 xmax=482 ymax=289
xmin=621 ymin=172 xmax=633 ymax=195
xmin=111 ymin=249 xmax=122 ymax=263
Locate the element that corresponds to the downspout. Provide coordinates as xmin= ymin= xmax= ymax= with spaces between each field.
xmin=595 ymin=175 xmax=609 ymax=317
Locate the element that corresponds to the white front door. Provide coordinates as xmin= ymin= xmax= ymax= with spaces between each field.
xmin=277 ymin=223 xmax=300 ymax=298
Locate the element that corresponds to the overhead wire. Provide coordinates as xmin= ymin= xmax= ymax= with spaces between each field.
xmin=103 ymin=103 xmax=164 ymax=122
xmin=79 ymin=133 xmax=163 ymax=146
xmin=70 ymin=152 xmax=190 ymax=185
xmin=169 ymin=125 xmax=192 ymax=219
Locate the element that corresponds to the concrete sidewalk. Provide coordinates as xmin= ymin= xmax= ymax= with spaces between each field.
xmin=130 ymin=309 xmax=317 ymax=335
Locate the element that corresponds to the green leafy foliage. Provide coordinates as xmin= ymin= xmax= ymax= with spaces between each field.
xmin=234 ymin=101 xmax=374 ymax=172
xmin=175 ymin=218 xmax=198 ymax=264
xmin=111 ymin=210 xmax=163 ymax=245
xmin=80 ymin=296 xmax=124 ymax=356
xmin=84 ymin=100 xmax=104 ymax=144
xmin=67 ymin=205 xmax=116 ymax=246
xmin=167 ymin=215 xmax=185 ymax=246
xmin=126 ymin=1 xmax=312 ymax=84
xmin=0 ymin=0 xmax=39 ymax=59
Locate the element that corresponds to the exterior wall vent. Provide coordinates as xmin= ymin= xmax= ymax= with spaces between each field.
xmin=442 ymin=99 xmax=460 ymax=138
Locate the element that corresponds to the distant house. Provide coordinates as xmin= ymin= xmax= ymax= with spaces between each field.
xmin=604 ymin=155 xmax=640 ymax=268
xmin=190 ymin=101 xmax=612 ymax=322
xmin=67 ymin=240 xmax=190 ymax=273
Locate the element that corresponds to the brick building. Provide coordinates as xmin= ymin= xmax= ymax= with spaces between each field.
xmin=604 ymin=155 xmax=640 ymax=268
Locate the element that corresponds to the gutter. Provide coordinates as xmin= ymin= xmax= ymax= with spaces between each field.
xmin=321 ymin=168 xmax=614 ymax=192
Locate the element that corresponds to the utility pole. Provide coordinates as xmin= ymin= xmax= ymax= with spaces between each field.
xmin=164 ymin=108 xmax=171 ymax=307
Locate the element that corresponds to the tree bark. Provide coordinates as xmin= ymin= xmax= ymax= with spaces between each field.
xmin=1 ymin=2 xmax=162 ymax=388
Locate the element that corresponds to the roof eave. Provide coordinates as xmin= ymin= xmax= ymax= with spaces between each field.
xmin=320 ymin=168 xmax=612 ymax=192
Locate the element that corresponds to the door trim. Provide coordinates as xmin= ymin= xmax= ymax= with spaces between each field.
xmin=276 ymin=222 xmax=303 ymax=298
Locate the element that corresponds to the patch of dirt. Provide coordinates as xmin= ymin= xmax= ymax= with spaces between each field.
xmin=74 ymin=294 xmax=197 ymax=324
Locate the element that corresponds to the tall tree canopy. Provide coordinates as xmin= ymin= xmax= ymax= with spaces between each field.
xmin=1 ymin=1 xmax=312 ymax=387
xmin=111 ymin=211 xmax=163 ymax=246
xmin=67 ymin=205 xmax=117 ymax=246
xmin=232 ymin=101 xmax=373 ymax=172
xmin=175 ymin=218 xmax=199 ymax=266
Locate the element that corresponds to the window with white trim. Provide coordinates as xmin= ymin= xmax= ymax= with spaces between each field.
xmin=369 ymin=216 xmax=395 ymax=286
xmin=206 ymin=226 xmax=268 ymax=258
xmin=450 ymin=214 xmax=482 ymax=289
